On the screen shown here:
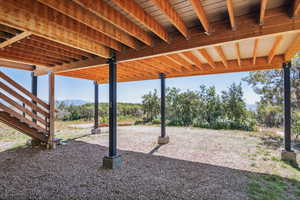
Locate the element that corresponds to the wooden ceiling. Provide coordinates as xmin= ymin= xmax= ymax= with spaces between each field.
xmin=0 ymin=0 xmax=300 ymax=83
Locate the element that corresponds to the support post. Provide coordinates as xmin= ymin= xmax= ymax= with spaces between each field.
xmin=92 ymin=81 xmax=101 ymax=134
xmin=281 ymin=61 xmax=297 ymax=165
xmin=31 ymin=70 xmax=37 ymax=123
xmin=103 ymin=51 xmax=122 ymax=169
xmin=158 ymin=73 xmax=169 ymax=144
xmin=47 ymin=72 xmax=56 ymax=149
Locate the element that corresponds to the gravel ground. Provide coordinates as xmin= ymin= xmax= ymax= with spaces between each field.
xmin=0 ymin=126 xmax=293 ymax=199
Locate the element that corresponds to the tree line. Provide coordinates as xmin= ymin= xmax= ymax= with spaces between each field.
xmin=142 ymin=83 xmax=256 ymax=131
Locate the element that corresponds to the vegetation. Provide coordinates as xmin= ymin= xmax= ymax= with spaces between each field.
xmin=56 ymin=102 xmax=143 ymax=123
xmin=141 ymin=83 xmax=256 ymax=131
xmin=243 ymin=53 xmax=300 ymax=135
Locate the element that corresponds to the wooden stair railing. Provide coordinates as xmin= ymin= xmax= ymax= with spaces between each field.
xmin=0 ymin=71 xmax=50 ymax=141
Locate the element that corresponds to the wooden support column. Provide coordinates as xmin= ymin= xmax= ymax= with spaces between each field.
xmin=92 ymin=81 xmax=101 ymax=134
xmin=103 ymin=51 xmax=122 ymax=169
xmin=48 ymin=72 xmax=55 ymax=149
xmin=281 ymin=61 xmax=297 ymax=165
xmin=158 ymin=73 xmax=169 ymax=144
xmin=31 ymin=67 xmax=37 ymax=123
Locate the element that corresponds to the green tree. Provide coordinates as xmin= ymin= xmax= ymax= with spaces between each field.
xmin=221 ymin=83 xmax=247 ymax=122
xmin=142 ymin=89 xmax=160 ymax=122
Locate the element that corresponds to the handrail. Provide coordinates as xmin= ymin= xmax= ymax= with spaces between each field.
xmin=0 ymin=71 xmax=49 ymax=110
xmin=0 ymin=81 xmax=49 ymax=117
xmin=0 ymin=71 xmax=51 ymax=134
xmin=0 ymin=92 xmax=48 ymax=126
xmin=0 ymin=102 xmax=47 ymax=133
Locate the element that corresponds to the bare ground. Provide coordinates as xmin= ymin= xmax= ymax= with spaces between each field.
xmin=0 ymin=125 xmax=299 ymax=200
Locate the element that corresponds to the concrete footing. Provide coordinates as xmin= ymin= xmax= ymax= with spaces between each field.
xmin=91 ymin=127 xmax=101 ymax=134
xmin=103 ymin=155 xmax=122 ymax=169
xmin=158 ymin=136 xmax=169 ymax=145
xmin=281 ymin=150 xmax=297 ymax=166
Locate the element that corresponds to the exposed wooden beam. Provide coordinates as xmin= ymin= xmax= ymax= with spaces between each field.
xmin=37 ymin=0 xmax=137 ymax=49
xmin=181 ymin=51 xmax=202 ymax=69
xmin=58 ymin=56 xmax=284 ymax=84
xmin=155 ymin=56 xmax=182 ymax=73
xmin=198 ymin=49 xmax=216 ymax=68
xmin=111 ymin=0 xmax=169 ymax=43
xmin=151 ymin=0 xmax=189 ymax=39
xmin=189 ymin=0 xmax=210 ymax=34
xmin=226 ymin=0 xmax=236 ymax=30
xmin=46 ymin=7 xmax=300 ymax=71
xmin=235 ymin=43 xmax=241 ymax=66
xmin=260 ymin=0 xmax=269 ymax=25
xmin=0 ymin=24 xmax=19 ymax=35
xmin=0 ymin=0 xmax=110 ymax=57
xmin=0 ymin=59 xmax=34 ymax=71
xmin=214 ymin=46 xmax=228 ymax=68
xmin=0 ymin=51 xmax=51 ymax=67
xmin=73 ymin=0 xmax=152 ymax=46
xmin=285 ymin=33 xmax=300 ymax=61
xmin=253 ymin=39 xmax=259 ymax=64
xmin=167 ymin=54 xmax=192 ymax=67
xmin=293 ymin=0 xmax=300 ymax=17
xmin=0 ymin=31 xmax=31 ymax=48
xmin=268 ymin=35 xmax=283 ymax=63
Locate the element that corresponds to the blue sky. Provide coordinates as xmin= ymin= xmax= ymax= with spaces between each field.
xmin=1 ymin=67 xmax=260 ymax=104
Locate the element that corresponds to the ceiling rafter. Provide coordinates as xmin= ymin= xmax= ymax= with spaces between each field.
xmin=73 ymin=0 xmax=152 ymax=46
xmin=181 ymin=51 xmax=202 ymax=69
xmin=29 ymin=36 xmax=91 ymax=58
xmin=150 ymin=57 xmax=179 ymax=73
xmin=156 ymin=56 xmax=183 ymax=73
xmin=214 ymin=46 xmax=228 ymax=68
xmin=260 ymin=0 xmax=269 ymax=25
xmin=293 ymin=0 xmax=300 ymax=17
xmin=5 ymin=45 xmax=71 ymax=63
xmin=151 ymin=0 xmax=189 ymax=39
xmin=167 ymin=54 xmax=192 ymax=68
xmin=226 ymin=0 xmax=236 ymax=30
xmin=0 ymin=59 xmax=34 ymax=71
xmin=253 ymin=39 xmax=259 ymax=64
xmin=37 ymin=0 xmax=137 ymax=49
xmin=285 ymin=33 xmax=300 ymax=61
xmin=18 ymin=41 xmax=79 ymax=61
xmin=111 ymin=0 xmax=169 ymax=43
xmin=189 ymin=0 xmax=210 ymax=33
xmin=0 ymin=31 xmax=31 ymax=48
xmin=0 ymin=0 xmax=111 ymax=57
xmin=0 ymin=51 xmax=52 ymax=67
xmin=65 ymin=55 xmax=284 ymax=84
xmin=139 ymin=60 xmax=169 ymax=74
xmin=198 ymin=49 xmax=216 ymax=68
xmin=235 ymin=43 xmax=241 ymax=66
xmin=143 ymin=58 xmax=174 ymax=74
xmin=268 ymin=35 xmax=283 ymax=63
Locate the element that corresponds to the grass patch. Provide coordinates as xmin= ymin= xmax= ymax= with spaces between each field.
xmin=247 ymin=174 xmax=300 ymax=200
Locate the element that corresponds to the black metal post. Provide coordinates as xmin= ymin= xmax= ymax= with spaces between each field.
xmin=31 ymin=70 xmax=37 ymax=123
xmin=160 ymin=73 xmax=166 ymax=138
xmin=108 ymin=51 xmax=117 ymax=157
xmin=94 ymin=81 xmax=99 ymax=129
xmin=283 ymin=62 xmax=292 ymax=152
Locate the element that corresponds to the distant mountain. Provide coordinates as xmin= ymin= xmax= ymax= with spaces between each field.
xmin=57 ymin=99 xmax=89 ymax=106
xmin=247 ymin=104 xmax=257 ymax=111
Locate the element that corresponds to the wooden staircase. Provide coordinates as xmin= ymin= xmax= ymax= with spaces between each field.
xmin=0 ymin=71 xmax=51 ymax=143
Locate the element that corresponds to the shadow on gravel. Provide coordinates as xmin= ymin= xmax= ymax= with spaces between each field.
xmin=0 ymin=140 xmax=299 ymax=200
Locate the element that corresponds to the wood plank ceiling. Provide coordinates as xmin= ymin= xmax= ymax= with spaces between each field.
xmin=0 ymin=0 xmax=300 ymax=83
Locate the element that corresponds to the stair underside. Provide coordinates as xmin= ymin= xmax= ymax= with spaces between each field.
xmin=0 ymin=111 xmax=48 ymax=142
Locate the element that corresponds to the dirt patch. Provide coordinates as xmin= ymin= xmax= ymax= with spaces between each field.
xmin=0 ymin=126 xmax=299 ymax=199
